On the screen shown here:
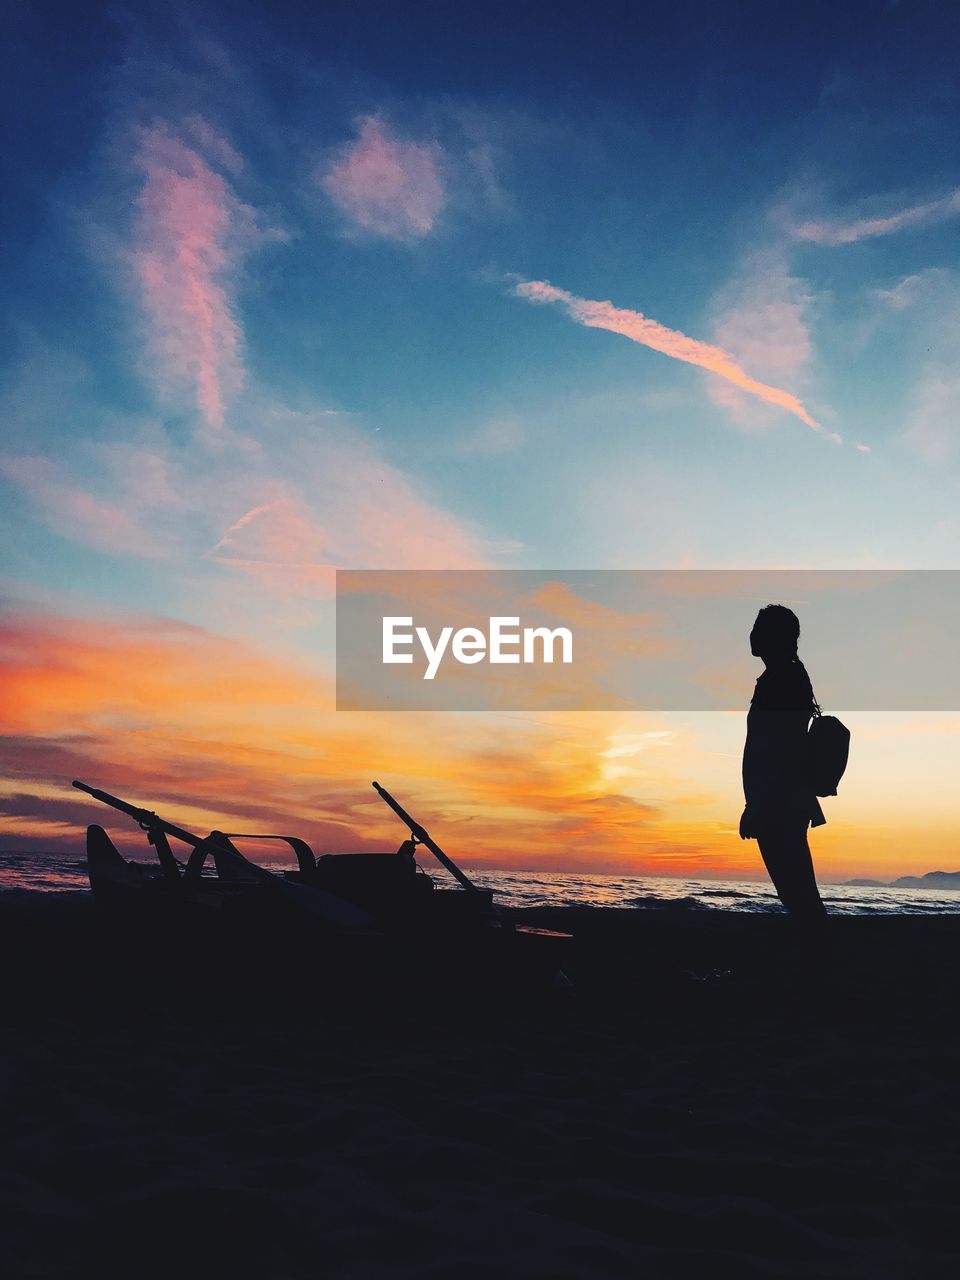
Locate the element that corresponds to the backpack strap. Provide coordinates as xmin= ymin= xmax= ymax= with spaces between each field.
xmin=794 ymin=655 xmax=821 ymax=717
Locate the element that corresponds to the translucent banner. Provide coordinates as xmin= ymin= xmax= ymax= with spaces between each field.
xmin=335 ymin=570 xmax=960 ymax=711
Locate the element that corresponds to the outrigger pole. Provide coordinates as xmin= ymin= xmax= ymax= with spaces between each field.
xmin=73 ymin=779 xmax=199 ymax=881
xmin=73 ymin=780 xmax=202 ymax=848
xmin=372 ymin=782 xmax=480 ymax=894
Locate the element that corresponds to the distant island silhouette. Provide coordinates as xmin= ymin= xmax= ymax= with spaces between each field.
xmin=843 ymin=870 xmax=960 ymax=890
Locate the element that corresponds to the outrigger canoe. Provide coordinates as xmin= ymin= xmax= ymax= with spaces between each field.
xmin=73 ymin=779 xmax=571 ymax=983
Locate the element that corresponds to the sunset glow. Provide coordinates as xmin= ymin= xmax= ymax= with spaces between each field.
xmin=4 ymin=4 xmax=960 ymax=884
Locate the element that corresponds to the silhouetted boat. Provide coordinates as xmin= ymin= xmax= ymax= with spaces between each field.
xmin=74 ymin=780 xmax=570 ymax=983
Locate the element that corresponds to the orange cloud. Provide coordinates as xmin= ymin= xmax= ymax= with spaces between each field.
xmin=524 ymin=581 xmax=667 ymax=658
xmin=7 ymin=604 xmax=952 ymax=882
xmin=514 ymin=278 xmax=825 ymax=436
xmin=0 ymin=602 xmax=727 ymax=873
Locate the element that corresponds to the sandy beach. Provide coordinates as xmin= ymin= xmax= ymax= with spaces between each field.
xmin=2 ymin=891 xmax=957 ymax=1279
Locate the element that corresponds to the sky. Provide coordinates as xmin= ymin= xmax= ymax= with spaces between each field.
xmin=3 ymin=0 xmax=960 ymax=880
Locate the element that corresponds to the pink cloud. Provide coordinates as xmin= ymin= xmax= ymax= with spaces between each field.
xmin=1 ymin=400 xmax=493 ymax=595
xmin=273 ymin=422 xmax=488 ymax=573
xmin=711 ymin=255 xmax=813 ymax=384
xmin=790 ymin=189 xmax=960 ymax=246
xmin=195 ymin=411 xmax=491 ymax=606
xmin=515 ymin=278 xmax=825 ymax=436
xmin=206 ymin=497 xmax=336 ymax=598
xmin=703 ymin=253 xmax=842 ymax=441
xmin=208 ymin=501 xmax=290 ymax=556
xmin=321 ymin=116 xmax=445 ymax=240
xmin=133 ymin=121 xmax=257 ymax=431
xmin=0 ymin=455 xmax=166 ymax=557
xmin=320 ymin=437 xmax=488 ymax=569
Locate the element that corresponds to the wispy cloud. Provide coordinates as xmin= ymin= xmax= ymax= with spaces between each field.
xmin=207 ymin=501 xmax=288 ymax=556
xmin=205 ymin=494 xmax=335 ymax=597
xmin=514 ymin=278 xmax=827 ymax=436
xmin=903 ymin=366 xmax=960 ymax=462
xmin=1 ymin=407 xmax=493 ymax=598
xmin=459 ymin=418 xmax=527 ymax=456
xmin=789 ymin=188 xmax=960 ymax=246
xmin=321 ymin=115 xmax=446 ymax=240
xmin=132 ymin=121 xmax=264 ymax=431
xmin=874 ymin=269 xmax=948 ymax=312
xmin=0 ymin=454 xmax=168 ymax=557
xmin=703 ymin=252 xmax=839 ymax=438
xmin=868 ymin=269 xmax=960 ymax=463
xmin=710 ymin=254 xmax=813 ymax=385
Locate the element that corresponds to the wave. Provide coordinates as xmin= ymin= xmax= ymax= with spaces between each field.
xmin=626 ymin=894 xmax=716 ymax=911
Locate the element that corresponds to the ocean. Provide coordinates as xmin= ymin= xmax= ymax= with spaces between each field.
xmin=2 ymin=850 xmax=959 ymax=915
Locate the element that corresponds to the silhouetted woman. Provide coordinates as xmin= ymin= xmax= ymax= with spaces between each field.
xmin=740 ymin=604 xmax=827 ymax=921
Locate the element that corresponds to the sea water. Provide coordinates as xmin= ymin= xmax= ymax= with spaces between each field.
xmin=1 ymin=850 xmax=959 ymax=915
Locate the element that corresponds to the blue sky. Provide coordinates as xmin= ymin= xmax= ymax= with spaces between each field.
xmin=3 ymin=1 xmax=960 ymax=875
xmin=5 ymin=2 xmax=960 ymax=579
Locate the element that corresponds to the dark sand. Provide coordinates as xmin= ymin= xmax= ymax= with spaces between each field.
xmin=1 ymin=891 xmax=958 ymax=1279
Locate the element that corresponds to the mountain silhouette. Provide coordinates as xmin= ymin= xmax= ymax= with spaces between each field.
xmin=843 ymin=870 xmax=960 ymax=890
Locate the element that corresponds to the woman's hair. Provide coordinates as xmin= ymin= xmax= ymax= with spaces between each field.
xmin=754 ymin=604 xmax=820 ymax=713
xmin=754 ymin=603 xmax=800 ymax=654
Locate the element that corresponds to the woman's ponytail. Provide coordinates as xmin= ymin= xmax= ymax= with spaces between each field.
xmin=754 ymin=605 xmax=820 ymax=713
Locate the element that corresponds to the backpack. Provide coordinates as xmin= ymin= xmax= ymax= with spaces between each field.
xmin=807 ymin=709 xmax=850 ymax=797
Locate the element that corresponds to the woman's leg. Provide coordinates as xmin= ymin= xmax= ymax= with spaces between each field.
xmin=757 ymin=824 xmax=827 ymax=920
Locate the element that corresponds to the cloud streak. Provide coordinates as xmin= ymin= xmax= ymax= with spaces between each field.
xmin=133 ymin=122 xmax=260 ymax=431
xmin=514 ymin=279 xmax=826 ymax=436
xmin=790 ymin=188 xmax=960 ymax=246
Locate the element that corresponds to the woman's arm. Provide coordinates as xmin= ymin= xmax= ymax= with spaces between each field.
xmin=744 ymin=708 xmax=810 ymax=806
